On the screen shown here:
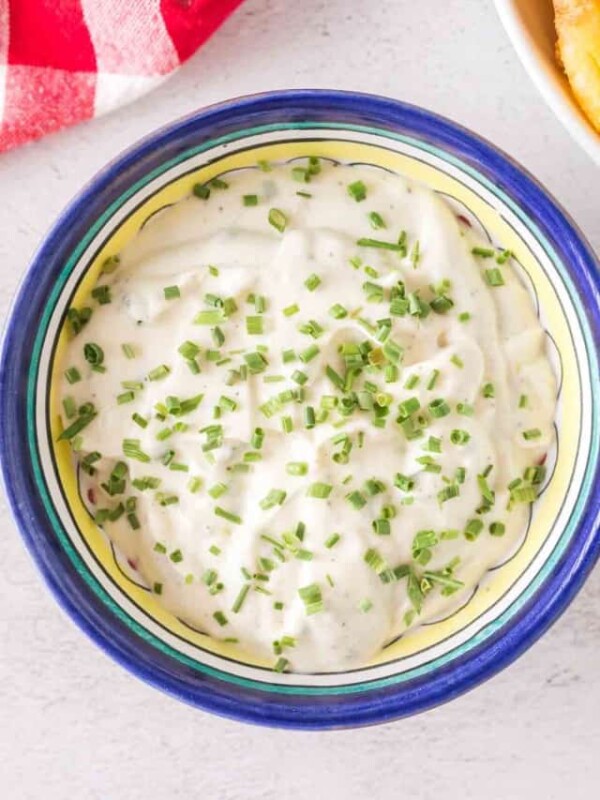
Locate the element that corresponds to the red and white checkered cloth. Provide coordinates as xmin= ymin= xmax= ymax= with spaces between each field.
xmin=0 ymin=0 xmax=244 ymax=152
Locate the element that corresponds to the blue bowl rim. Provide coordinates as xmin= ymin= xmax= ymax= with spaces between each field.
xmin=1 ymin=89 xmax=599 ymax=730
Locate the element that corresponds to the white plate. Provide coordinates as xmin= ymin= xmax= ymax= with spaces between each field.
xmin=495 ymin=0 xmax=600 ymax=165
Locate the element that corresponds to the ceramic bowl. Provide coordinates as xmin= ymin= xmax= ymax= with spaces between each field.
xmin=1 ymin=90 xmax=599 ymax=729
xmin=495 ymin=0 xmax=600 ymax=165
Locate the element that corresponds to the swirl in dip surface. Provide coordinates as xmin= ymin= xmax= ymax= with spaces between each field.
xmin=58 ymin=160 xmax=556 ymax=673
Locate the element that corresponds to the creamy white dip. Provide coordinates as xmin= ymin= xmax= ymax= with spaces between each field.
xmin=58 ymin=160 xmax=556 ymax=672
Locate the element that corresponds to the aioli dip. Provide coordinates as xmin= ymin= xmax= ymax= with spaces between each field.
xmin=58 ymin=159 xmax=556 ymax=672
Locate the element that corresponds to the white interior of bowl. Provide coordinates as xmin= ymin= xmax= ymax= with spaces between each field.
xmin=495 ymin=0 xmax=600 ymax=165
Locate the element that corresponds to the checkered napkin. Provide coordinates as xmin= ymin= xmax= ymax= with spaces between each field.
xmin=0 ymin=0 xmax=244 ymax=152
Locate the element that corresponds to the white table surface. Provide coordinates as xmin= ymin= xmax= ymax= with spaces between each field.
xmin=1 ymin=1 xmax=598 ymax=798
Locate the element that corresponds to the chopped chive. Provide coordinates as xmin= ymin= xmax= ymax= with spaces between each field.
xmin=292 ymin=166 xmax=310 ymax=183
xmin=132 ymin=476 xmax=161 ymax=491
xmin=62 ymin=396 xmax=77 ymax=420
xmin=450 ymin=354 xmax=464 ymax=369
xmin=385 ymin=364 xmax=399 ymax=383
xmin=80 ymin=451 xmax=101 ymax=475
xmin=458 ymin=312 xmax=471 ymax=323
xmin=430 ymin=294 xmax=454 ymax=314
xmin=523 ymin=428 xmax=542 ymax=440
xmin=304 ymin=406 xmax=316 ymax=429
xmin=213 ymin=611 xmax=228 ymax=627
xmin=329 ymin=303 xmax=348 ymax=319
xmin=307 ymin=482 xmax=332 ymax=499
xmin=438 ymin=484 xmax=460 ymax=503
xmin=219 ymin=395 xmax=237 ymax=413
xmin=496 ymin=249 xmax=513 ymax=264
xmin=194 ymin=309 xmax=224 ymax=325
xmin=83 ymin=342 xmax=104 ymax=367
xmin=243 ymin=194 xmax=258 ymax=206
xmin=394 ymin=473 xmax=415 ymax=492
xmin=465 ymin=518 xmax=484 ymax=541
xmin=66 ymin=306 xmax=92 ymax=336
xmin=346 ymin=490 xmax=366 ymax=510
xmin=348 ymin=180 xmax=367 ymax=202
xmin=425 ymin=369 xmax=440 ymax=391
xmin=246 ymin=315 xmax=264 ymax=335
xmin=148 ymin=364 xmax=170 ymax=381
xmin=472 ymin=246 xmax=495 ymax=258
xmin=296 ymin=190 xmax=312 ymax=198
xmin=210 ymin=178 xmax=229 ymax=190
xmin=428 ymin=398 xmax=451 ymax=418
xmin=274 ymin=657 xmax=289 ymax=673
xmin=450 ymin=429 xmax=470 ymax=445
xmin=251 ymin=427 xmax=265 ymax=449
xmin=457 ymin=402 xmax=474 ymax=416
xmin=91 ymin=285 xmax=111 ymax=305
xmin=244 ymin=351 xmax=268 ymax=374
xmin=188 ymin=476 xmax=202 ymax=493
xmin=298 ymin=583 xmax=323 ymax=615
xmin=163 ymin=285 xmax=180 ymax=300
xmin=510 ymin=485 xmax=537 ymax=503
xmin=283 ymin=303 xmax=299 ymax=317
xmin=304 ymin=273 xmax=321 ymax=291
xmin=368 ymin=211 xmax=386 ymax=229
xmin=362 ymin=280 xmax=384 ymax=302
xmin=489 ymin=521 xmax=506 ymax=537
xmin=192 ymin=183 xmax=210 ymax=199
xmin=524 ymin=465 xmax=546 ymax=484
xmin=254 ymin=295 xmax=267 ymax=313
xmin=120 ymin=343 xmax=136 ymax=360
xmin=357 ymin=237 xmax=404 ymax=252
xmin=286 ymin=462 xmax=308 ymax=476
xmin=122 ymin=438 xmax=151 ymax=462
xmin=455 ymin=467 xmax=467 ymax=484
xmin=214 ymin=506 xmax=242 ymax=525
xmin=268 ymin=208 xmax=287 ymax=233
xmin=232 ymin=584 xmax=250 ymax=613
xmin=299 ymin=344 xmax=320 ymax=363
xmin=178 ymin=341 xmax=200 ymax=360
xmin=155 ymin=492 xmax=179 ymax=506
xmin=153 ymin=582 xmax=163 ymax=595
xmin=484 ymin=268 xmax=505 ymax=287
xmin=208 ymin=482 xmax=228 ymax=499
xmin=372 ymin=518 xmax=391 ymax=536
xmin=423 ymin=435 xmax=442 ymax=453
xmin=298 ymin=319 xmax=324 ymax=339
xmin=359 ymin=598 xmax=373 ymax=613
xmin=325 ymin=533 xmax=340 ymax=549
xmin=260 ymin=489 xmax=286 ymax=510
xmin=169 ymin=549 xmax=183 ymax=563
xmin=117 ymin=391 xmax=135 ymax=404
xmin=404 ymin=374 xmax=420 ymax=390
xmin=416 ymin=455 xmax=441 ymax=473
xmin=410 ymin=241 xmax=420 ymax=268
xmin=364 ymin=548 xmax=386 ymax=574
xmin=519 ymin=394 xmax=529 ymax=409
xmin=101 ymin=254 xmax=120 ymax=274
xmin=325 ymin=364 xmax=345 ymax=390
xmin=482 ymin=382 xmax=495 ymax=398
xmin=65 ymin=366 xmax=81 ymax=384
xmin=281 ymin=415 xmax=293 ymax=433
xmin=398 ymin=397 xmax=420 ymax=418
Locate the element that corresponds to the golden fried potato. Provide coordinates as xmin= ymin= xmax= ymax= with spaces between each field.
xmin=554 ymin=0 xmax=600 ymax=132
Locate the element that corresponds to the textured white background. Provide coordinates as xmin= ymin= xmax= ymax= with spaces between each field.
xmin=0 ymin=1 xmax=598 ymax=798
